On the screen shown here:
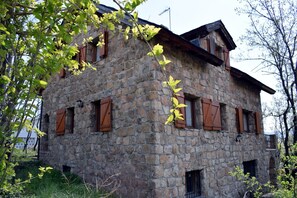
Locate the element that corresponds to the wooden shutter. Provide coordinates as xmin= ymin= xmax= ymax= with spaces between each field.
xmin=202 ymin=98 xmax=213 ymax=130
xmin=79 ymin=46 xmax=86 ymax=64
xmin=175 ymin=93 xmax=186 ymax=129
xmin=255 ymin=112 xmax=261 ymax=134
xmin=100 ymin=97 xmax=112 ymax=132
xmin=212 ymin=101 xmax=221 ymax=130
xmin=224 ymin=48 xmax=230 ymax=71
xmin=59 ymin=68 xmax=66 ymax=78
xmin=236 ymin=107 xmax=244 ymax=133
xmin=100 ymin=31 xmax=108 ymax=58
xmin=56 ymin=109 xmax=66 ymax=135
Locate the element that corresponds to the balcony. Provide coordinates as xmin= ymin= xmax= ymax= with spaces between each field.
xmin=265 ymin=134 xmax=277 ymax=149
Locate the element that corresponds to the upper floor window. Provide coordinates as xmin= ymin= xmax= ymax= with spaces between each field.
xmin=236 ymin=107 xmax=262 ymax=134
xmin=92 ymin=96 xmax=112 ymax=132
xmin=202 ymin=98 xmax=222 ymax=131
xmin=174 ymin=93 xmax=201 ymax=129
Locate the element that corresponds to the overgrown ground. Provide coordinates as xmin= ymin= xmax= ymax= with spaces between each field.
xmin=14 ymin=150 xmax=114 ymax=198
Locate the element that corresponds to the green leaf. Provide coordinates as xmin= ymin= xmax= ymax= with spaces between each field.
xmin=39 ymin=80 xmax=48 ymax=88
xmin=1 ymin=75 xmax=11 ymax=83
xmin=165 ymin=114 xmax=174 ymax=125
xmin=172 ymin=97 xmax=179 ymax=107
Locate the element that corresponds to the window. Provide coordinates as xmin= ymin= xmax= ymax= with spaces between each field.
xmin=185 ymin=99 xmax=194 ymax=127
xmin=202 ymin=98 xmax=221 ymax=131
xmin=190 ymin=38 xmax=200 ymax=47
xmin=236 ymin=107 xmax=261 ymax=134
xmin=93 ymin=97 xmax=112 ymax=132
xmin=185 ymin=170 xmax=202 ymax=197
xmin=174 ymin=93 xmax=201 ymax=129
xmin=56 ymin=109 xmax=66 ymax=135
xmin=243 ymin=110 xmax=250 ymax=132
xmin=66 ymin=107 xmax=75 ymax=133
xmin=89 ymin=31 xmax=108 ymax=62
xmin=243 ymin=160 xmax=257 ymax=178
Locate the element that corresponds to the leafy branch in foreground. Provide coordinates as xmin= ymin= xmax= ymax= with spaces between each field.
xmin=113 ymin=0 xmax=186 ymax=125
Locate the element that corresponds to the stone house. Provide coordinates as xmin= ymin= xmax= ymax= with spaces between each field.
xmin=39 ymin=4 xmax=278 ymax=198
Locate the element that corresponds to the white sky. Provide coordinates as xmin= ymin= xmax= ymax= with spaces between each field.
xmin=100 ymin=0 xmax=277 ymax=131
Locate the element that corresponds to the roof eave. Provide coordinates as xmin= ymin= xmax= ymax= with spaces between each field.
xmin=230 ymin=67 xmax=276 ymax=94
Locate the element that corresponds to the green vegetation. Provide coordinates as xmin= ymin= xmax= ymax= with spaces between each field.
xmin=16 ymin=160 xmax=112 ymax=198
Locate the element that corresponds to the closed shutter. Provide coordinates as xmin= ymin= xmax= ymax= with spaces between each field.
xmin=175 ymin=93 xmax=186 ymax=129
xmin=59 ymin=68 xmax=66 ymax=78
xmin=255 ymin=112 xmax=261 ymax=134
xmin=79 ymin=46 xmax=86 ymax=64
xmin=202 ymin=98 xmax=213 ymax=130
xmin=224 ymin=48 xmax=230 ymax=71
xmin=212 ymin=101 xmax=221 ymax=130
xmin=236 ymin=107 xmax=244 ymax=133
xmin=100 ymin=97 xmax=112 ymax=132
xmin=100 ymin=31 xmax=108 ymax=58
xmin=56 ymin=109 xmax=66 ymax=135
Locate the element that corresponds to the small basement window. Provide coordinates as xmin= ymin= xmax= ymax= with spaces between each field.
xmin=185 ymin=169 xmax=202 ymax=197
xmin=243 ymin=160 xmax=257 ymax=178
xmin=62 ymin=165 xmax=71 ymax=173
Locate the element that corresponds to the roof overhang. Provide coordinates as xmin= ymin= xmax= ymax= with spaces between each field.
xmin=181 ymin=20 xmax=237 ymax=51
xmin=230 ymin=67 xmax=276 ymax=94
xmin=96 ymin=4 xmax=223 ymax=66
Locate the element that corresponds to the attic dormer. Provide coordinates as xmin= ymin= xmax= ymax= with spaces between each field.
xmin=181 ymin=20 xmax=236 ymax=69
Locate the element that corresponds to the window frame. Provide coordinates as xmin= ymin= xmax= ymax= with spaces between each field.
xmin=185 ymin=169 xmax=202 ymax=197
xmin=243 ymin=110 xmax=250 ymax=132
xmin=243 ymin=160 xmax=257 ymax=178
xmin=185 ymin=98 xmax=196 ymax=128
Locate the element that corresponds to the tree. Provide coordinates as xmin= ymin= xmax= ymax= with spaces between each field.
xmin=237 ymin=0 xmax=297 ymax=156
xmin=0 ymin=0 xmax=181 ymax=194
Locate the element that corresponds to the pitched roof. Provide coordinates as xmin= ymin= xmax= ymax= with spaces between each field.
xmin=96 ymin=4 xmax=274 ymax=94
xmin=230 ymin=67 xmax=275 ymax=94
xmin=180 ymin=20 xmax=237 ymax=51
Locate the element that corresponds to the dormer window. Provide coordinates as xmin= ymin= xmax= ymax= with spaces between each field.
xmin=190 ymin=38 xmax=200 ymax=47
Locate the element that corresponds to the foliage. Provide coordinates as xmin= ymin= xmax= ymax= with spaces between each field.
xmin=0 ymin=0 xmax=184 ymax=195
xmin=16 ymin=161 xmax=111 ymax=198
xmin=237 ymin=0 xmax=297 ymax=156
xmin=230 ymin=144 xmax=297 ymax=198
xmin=229 ymin=166 xmax=273 ymax=198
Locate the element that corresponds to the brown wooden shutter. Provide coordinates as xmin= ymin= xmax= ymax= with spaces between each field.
xmin=100 ymin=97 xmax=112 ymax=132
xmin=224 ymin=48 xmax=230 ymax=71
xmin=175 ymin=93 xmax=186 ymax=129
xmin=212 ymin=101 xmax=221 ymax=130
xmin=59 ymin=68 xmax=66 ymax=78
xmin=56 ymin=109 xmax=66 ymax=135
xmin=255 ymin=112 xmax=261 ymax=134
xmin=79 ymin=46 xmax=86 ymax=64
xmin=202 ymin=98 xmax=213 ymax=130
xmin=236 ymin=107 xmax=244 ymax=133
xmin=100 ymin=31 xmax=108 ymax=58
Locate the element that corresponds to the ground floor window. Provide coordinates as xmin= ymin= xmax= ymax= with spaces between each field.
xmin=243 ymin=160 xmax=257 ymax=178
xmin=185 ymin=169 xmax=202 ymax=197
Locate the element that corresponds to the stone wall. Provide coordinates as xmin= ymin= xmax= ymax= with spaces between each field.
xmin=40 ymin=29 xmax=278 ymax=198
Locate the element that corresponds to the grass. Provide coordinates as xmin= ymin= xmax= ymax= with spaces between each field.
xmin=14 ymin=150 xmax=114 ymax=198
